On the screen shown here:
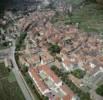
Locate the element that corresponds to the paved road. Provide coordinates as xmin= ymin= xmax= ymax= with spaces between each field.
xmin=9 ymin=42 xmax=35 ymax=100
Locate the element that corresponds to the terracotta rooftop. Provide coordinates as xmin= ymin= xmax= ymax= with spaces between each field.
xmin=38 ymin=65 xmax=61 ymax=84
xmin=29 ymin=65 xmax=76 ymax=100
xmin=40 ymin=52 xmax=54 ymax=63
xmin=26 ymin=55 xmax=40 ymax=65
xmin=29 ymin=67 xmax=48 ymax=92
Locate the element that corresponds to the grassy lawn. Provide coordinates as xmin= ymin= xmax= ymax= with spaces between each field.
xmin=8 ymin=71 xmax=16 ymax=83
xmin=0 ymin=62 xmax=9 ymax=78
xmin=0 ymin=62 xmax=25 ymax=100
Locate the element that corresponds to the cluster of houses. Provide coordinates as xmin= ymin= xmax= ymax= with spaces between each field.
xmin=18 ymin=10 xmax=103 ymax=99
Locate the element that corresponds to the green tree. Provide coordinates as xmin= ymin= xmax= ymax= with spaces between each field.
xmin=22 ymin=66 xmax=28 ymax=73
xmin=16 ymin=32 xmax=27 ymax=51
xmin=96 ymin=84 xmax=103 ymax=96
xmin=48 ymin=44 xmax=61 ymax=54
xmin=71 ymin=69 xmax=86 ymax=79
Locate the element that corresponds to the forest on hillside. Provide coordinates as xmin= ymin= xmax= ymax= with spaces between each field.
xmin=0 ymin=0 xmax=9 ymax=13
xmin=0 ymin=0 xmax=103 ymax=19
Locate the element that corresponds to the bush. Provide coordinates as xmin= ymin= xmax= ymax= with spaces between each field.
xmin=71 ymin=69 xmax=86 ymax=79
xmin=22 ymin=66 xmax=28 ymax=73
xmin=96 ymin=84 xmax=103 ymax=96
xmin=16 ymin=32 xmax=27 ymax=51
xmin=48 ymin=44 xmax=61 ymax=54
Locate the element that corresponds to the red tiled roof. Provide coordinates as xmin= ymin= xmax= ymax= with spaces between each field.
xmin=29 ymin=67 xmax=48 ymax=92
xmin=40 ymin=52 xmax=54 ymax=62
xmin=26 ymin=55 xmax=40 ymax=65
xmin=38 ymin=65 xmax=61 ymax=84
xmin=61 ymin=85 xmax=74 ymax=100
xmin=29 ymin=65 xmax=75 ymax=100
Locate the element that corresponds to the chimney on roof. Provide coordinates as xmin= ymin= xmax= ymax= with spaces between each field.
xmin=39 ymin=55 xmax=41 ymax=61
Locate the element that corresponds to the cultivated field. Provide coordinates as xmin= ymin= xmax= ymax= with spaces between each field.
xmin=71 ymin=3 xmax=103 ymax=33
xmin=0 ymin=62 xmax=25 ymax=100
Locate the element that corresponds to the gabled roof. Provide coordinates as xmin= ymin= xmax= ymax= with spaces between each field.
xmin=29 ymin=67 xmax=48 ymax=92
xmin=29 ymin=65 xmax=75 ymax=100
